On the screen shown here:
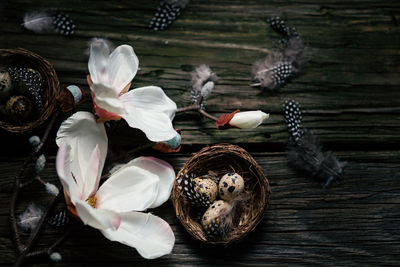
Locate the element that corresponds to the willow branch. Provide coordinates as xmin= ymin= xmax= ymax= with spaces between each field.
xmin=10 ymin=111 xmax=59 ymax=254
xmin=26 ymin=224 xmax=74 ymax=258
xmin=14 ymin=186 xmax=62 ymax=267
xmin=176 ymin=104 xmax=200 ymax=113
xmin=198 ymin=109 xmax=219 ymax=121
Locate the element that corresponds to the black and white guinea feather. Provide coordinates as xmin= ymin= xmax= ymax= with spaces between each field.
xmin=48 ymin=209 xmax=70 ymax=227
xmin=8 ymin=66 xmax=43 ymax=108
xmin=149 ymin=0 xmax=190 ymax=31
xmin=177 ymin=172 xmax=212 ymax=208
xmin=23 ymin=11 xmax=75 ymax=36
xmin=17 ymin=203 xmax=44 ymax=231
xmin=252 ymin=53 xmax=298 ymax=91
xmin=283 ymin=100 xmax=303 ymax=142
xmin=190 ymin=64 xmax=218 ymax=109
xmin=283 ymin=100 xmax=346 ymax=187
xmin=252 ymin=17 xmax=305 ymax=91
xmin=52 ymin=12 xmax=75 ymax=36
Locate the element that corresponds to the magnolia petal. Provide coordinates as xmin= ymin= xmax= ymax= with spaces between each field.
xmin=88 ymin=38 xmax=111 ymax=85
xmin=75 ymin=200 xmax=121 ymax=230
xmin=96 ymin=165 xmax=159 ymax=212
xmin=126 ymin=157 xmax=175 ymax=209
xmin=56 ymin=112 xmax=108 ymax=195
xmin=119 ymin=87 xmax=178 ymax=142
xmin=101 ymin=212 xmax=175 ymax=259
xmin=120 ymin=86 xmax=177 ymax=121
xmin=56 ymin=144 xmax=82 ymax=203
xmin=108 ymin=45 xmax=139 ymax=93
xmin=229 ymin=110 xmax=270 ymax=129
xmin=90 ymin=83 xmax=124 ymax=115
xmin=83 ymin=145 xmax=101 ymax=199
xmin=121 ymin=109 xmax=178 ymax=142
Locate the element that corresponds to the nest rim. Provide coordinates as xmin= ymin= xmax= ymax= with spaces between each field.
xmin=0 ymin=48 xmax=59 ymax=133
xmin=171 ymin=143 xmax=271 ymax=245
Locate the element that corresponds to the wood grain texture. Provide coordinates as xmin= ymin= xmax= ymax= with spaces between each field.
xmin=0 ymin=151 xmax=399 ymax=266
xmin=0 ymin=0 xmax=399 ymax=146
xmin=0 ymin=0 xmax=399 ymax=266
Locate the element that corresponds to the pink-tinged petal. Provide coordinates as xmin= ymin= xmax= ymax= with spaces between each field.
xmin=75 ymin=199 xmax=121 ymax=230
xmin=128 ymin=157 xmax=175 ymax=209
xmin=56 ymin=144 xmax=82 ymax=203
xmin=120 ymin=86 xmax=177 ymax=120
xmin=88 ymin=38 xmax=111 ymax=85
xmin=91 ymin=91 xmax=122 ymax=121
xmin=90 ymin=83 xmax=124 ymax=116
xmin=83 ymin=145 xmax=101 ymax=199
xmin=119 ymin=86 xmax=177 ymax=142
xmin=229 ymin=110 xmax=269 ymax=129
xmin=101 ymin=212 xmax=175 ymax=259
xmin=56 ymin=112 xmax=108 ymax=194
xmin=108 ymin=45 xmax=139 ymax=93
xmin=96 ymin=165 xmax=159 ymax=212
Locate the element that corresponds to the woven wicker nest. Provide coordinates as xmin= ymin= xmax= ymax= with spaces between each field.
xmin=171 ymin=143 xmax=271 ymax=245
xmin=0 ymin=48 xmax=59 ymax=133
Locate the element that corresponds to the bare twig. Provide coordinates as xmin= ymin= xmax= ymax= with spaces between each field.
xmin=176 ymin=96 xmax=218 ymax=122
xmin=14 ymin=186 xmax=62 ymax=267
xmin=10 ymin=111 xmax=61 ymax=267
xmin=176 ymin=104 xmax=200 ymax=113
xmin=198 ymin=109 xmax=218 ymax=121
xmin=26 ymin=224 xmax=74 ymax=258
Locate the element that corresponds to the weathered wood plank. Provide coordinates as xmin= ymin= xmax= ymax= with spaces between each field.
xmin=0 ymin=150 xmax=399 ymax=265
xmin=0 ymin=0 xmax=399 ymax=146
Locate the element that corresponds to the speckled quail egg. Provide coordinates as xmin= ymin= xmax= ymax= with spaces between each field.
xmin=201 ymin=200 xmax=232 ymax=237
xmin=218 ymin=172 xmax=245 ymax=201
xmin=194 ymin=177 xmax=218 ymax=203
xmin=6 ymin=95 xmax=32 ymax=121
xmin=0 ymin=71 xmax=13 ymax=102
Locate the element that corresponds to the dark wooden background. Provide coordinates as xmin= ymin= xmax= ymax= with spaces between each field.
xmin=0 ymin=0 xmax=399 ymax=266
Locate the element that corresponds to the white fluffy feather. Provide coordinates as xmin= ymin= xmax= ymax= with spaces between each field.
xmin=23 ymin=11 xmax=53 ymax=33
xmin=17 ymin=203 xmax=44 ymax=231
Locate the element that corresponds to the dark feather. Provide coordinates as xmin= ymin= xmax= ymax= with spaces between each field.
xmin=149 ymin=0 xmax=190 ymax=31
xmin=283 ymin=100 xmax=303 ymax=142
xmin=22 ymin=11 xmax=75 ymax=36
xmin=177 ymin=172 xmax=211 ymax=208
xmin=48 ymin=209 xmax=70 ymax=227
xmin=282 ymin=36 xmax=305 ymax=71
xmin=252 ymin=17 xmax=305 ymax=91
xmin=284 ymin=100 xmax=346 ymax=187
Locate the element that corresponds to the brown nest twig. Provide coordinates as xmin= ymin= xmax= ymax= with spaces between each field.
xmin=0 ymin=48 xmax=59 ymax=133
xmin=171 ymin=143 xmax=271 ymax=245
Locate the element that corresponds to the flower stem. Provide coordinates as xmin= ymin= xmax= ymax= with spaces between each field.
xmin=176 ymin=96 xmax=218 ymax=122
xmin=198 ymin=109 xmax=218 ymax=121
xmin=176 ymin=104 xmax=200 ymax=113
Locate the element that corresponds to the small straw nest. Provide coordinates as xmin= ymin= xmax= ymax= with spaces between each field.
xmin=171 ymin=143 xmax=271 ymax=245
xmin=0 ymin=48 xmax=59 ymax=133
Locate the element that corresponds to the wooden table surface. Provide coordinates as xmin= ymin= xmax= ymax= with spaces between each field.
xmin=0 ymin=0 xmax=399 ymax=266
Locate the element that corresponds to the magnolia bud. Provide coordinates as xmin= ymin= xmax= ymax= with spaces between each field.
xmin=229 ymin=111 xmax=269 ymax=129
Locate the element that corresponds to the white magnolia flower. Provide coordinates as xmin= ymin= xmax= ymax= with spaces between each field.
xmin=88 ymin=38 xmax=178 ymax=142
xmin=216 ymin=110 xmax=269 ymax=129
xmin=56 ymin=111 xmax=175 ymax=259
